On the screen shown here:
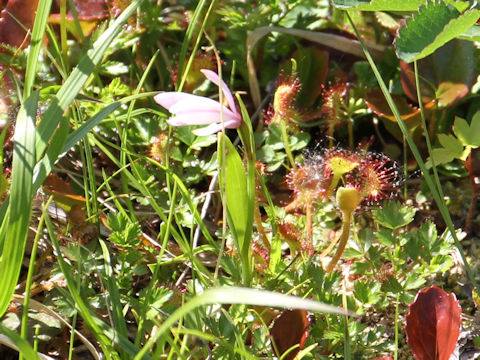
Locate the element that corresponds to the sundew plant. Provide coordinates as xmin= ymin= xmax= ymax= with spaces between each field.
xmin=1 ymin=0 xmax=480 ymax=359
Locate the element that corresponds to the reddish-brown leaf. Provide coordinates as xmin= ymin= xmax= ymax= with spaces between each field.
xmin=0 ymin=0 xmax=40 ymax=48
xmin=405 ymin=286 xmax=462 ymax=360
xmin=270 ymin=309 xmax=310 ymax=360
xmin=43 ymin=174 xmax=86 ymax=211
xmin=400 ymin=39 xmax=475 ymax=108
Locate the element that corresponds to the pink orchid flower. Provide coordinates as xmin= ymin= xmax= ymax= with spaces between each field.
xmin=154 ymin=69 xmax=242 ymax=136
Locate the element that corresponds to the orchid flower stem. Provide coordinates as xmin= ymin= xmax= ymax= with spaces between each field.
xmin=254 ymin=202 xmax=270 ymax=249
xmin=326 ymin=209 xmax=351 ymax=273
xmin=394 ymin=293 xmax=399 ymax=360
xmin=281 ymin=121 xmax=296 ymax=170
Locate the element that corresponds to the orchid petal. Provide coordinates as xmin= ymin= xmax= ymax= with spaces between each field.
xmin=191 ymin=123 xmax=226 ymax=136
xmin=166 ymin=110 xmax=240 ymax=126
xmin=154 ymin=92 xmax=199 ymax=110
xmin=191 ymin=117 xmax=240 ymax=136
xmin=155 ymin=92 xmax=220 ymax=112
xmin=200 ymin=69 xmax=238 ymax=115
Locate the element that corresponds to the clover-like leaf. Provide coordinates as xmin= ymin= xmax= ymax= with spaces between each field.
xmin=426 ymin=134 xmax=466 ymax=167
xmin=395 ymin=1 xmax=480 ymax=63
xmin=406 ymin=286 xmax=462 ymax=360
xmin=373 ymin=201 xmax=415 ymax=230
xmin=453 ymin=113 xmax=480 ymax=147
xmin=438 ymin=133 xmax=464 ymax=157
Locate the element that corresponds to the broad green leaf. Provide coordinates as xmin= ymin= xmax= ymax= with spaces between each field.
xmin=427 ymin=147 xmax=460 ymax=167
xmin=453 ymin=114 xmax=480 ymax=147
xmin=438 ymin=133 xmax=464 ymax=156
xmin=332 ymin=0 xmax=470 ymax=11
xmin=0 ymin=92 xmax=38 ymax=317
xmin=218 ymin=134 xmax=254 ymax=285
xmin=373 ymin=201 xmax=416 ymax=230
xmin=395 ymin=2 xmax=480 ymax=63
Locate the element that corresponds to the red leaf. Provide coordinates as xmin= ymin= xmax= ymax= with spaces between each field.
xmin=405 ymin=286 xmax=462 ymax=360
xmin=270 ymin=309 xmax=310 ymax=360
xmin=0 ymin=0 xmax=40 ymax=48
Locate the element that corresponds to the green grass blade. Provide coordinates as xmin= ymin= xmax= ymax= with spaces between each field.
xmin=0 ymin=91 xmax=38 ymax=316
xmin=218 ymin=134 xmax=254 ymax=285
xmin=99 ymin=240 xmax=129 ymax=359
xmin=23 ymin=0 xmax=53 ymax=100
xmin=0 ymin=324 xmax=41 ymax=360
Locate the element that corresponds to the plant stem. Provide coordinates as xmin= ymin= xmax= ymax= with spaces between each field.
xmin=20 ymin=198 xmax=50 ymax=360
xmin=281 ymin=120 xmax=296 ymax=170
xmin=326 ymin=210 xmax=351 ymax=273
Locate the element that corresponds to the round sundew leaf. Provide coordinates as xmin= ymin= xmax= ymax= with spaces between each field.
xmin=405 ymin=286 xmax=462 ymax=360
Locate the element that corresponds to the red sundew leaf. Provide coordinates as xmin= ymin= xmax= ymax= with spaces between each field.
xmin=270 ymin=309 xmax=310 ymax=360
xmin=0 ymin=64 xmax=13 ymax=115
xmin=405 ymin=286 xmax=462 ymax=360
xmin=365 ymin=88 xmax=423 ymax=130
xmin=48 ymin=0 xmax=108 ymax=38
xmin=43 ymin=174 xmax=86 ymax=211
xmin=71 ymin=0 xmax=107 ymax=20
xmin=0 ymin=0 xmax=40 ymax=48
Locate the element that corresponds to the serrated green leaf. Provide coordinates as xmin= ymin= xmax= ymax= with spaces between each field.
xmin=403 ymin=273 xmax=426 ymax=290
xmin=354 ymin=281 xmax=370 ymax=303
xmin=428 ymin=148 xmax=456 ymax=166
xmin=373 ymin=201 xmax=416 ymax=230
xmin=333 ymin=0 xmax=470 ymax=11
xmin=453 ymin=113 xmax=480 ymax=147
xmin=376 ymin=228 xmax=395 ymax=247
xmin=333 ymin=0 xmax=423 ymax=11
xmin=438 ymin=133 xmax=464 ymax=155
xmin=395 ymin=2 xmax=480 ymax=63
